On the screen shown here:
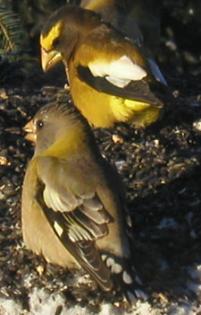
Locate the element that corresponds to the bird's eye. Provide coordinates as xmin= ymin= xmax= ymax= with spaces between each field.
xmin=53 ymin=37 xmax=60 ymax=48
xmin=36 ymin=119 xmax=44 ymax=129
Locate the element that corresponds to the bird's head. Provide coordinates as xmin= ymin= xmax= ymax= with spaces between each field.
xmin=40 ymin=5 xmax=101 ymax=72
xmin=24 ymin=102 xmax=91 ymax=156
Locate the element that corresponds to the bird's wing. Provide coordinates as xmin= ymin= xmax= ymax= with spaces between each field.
xmin=80 ymin=0 xmax=166 ymax=86
xmin=77 ymin=54 xmax=163 ymax=107
xmin=36 ymin=163 xmax=114 ymax=291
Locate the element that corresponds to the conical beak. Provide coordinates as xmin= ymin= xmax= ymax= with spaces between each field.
xmin=41 ymin=47 xmax=62 ymax=72
xmin=23 ymin=119 xmax=36 ymax=143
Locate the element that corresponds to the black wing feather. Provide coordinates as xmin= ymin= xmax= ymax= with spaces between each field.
xmin=36 ymin=186 xmax=113 ymax=291
xmin=77 ymin=65 xmax=163 ymax=107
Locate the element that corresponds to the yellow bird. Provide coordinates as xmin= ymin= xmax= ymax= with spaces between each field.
xmin=22 ymin=101 xmax=143 ymax=301
xmin=80 ymin=0 xmax=143 ymax=46
xmin=80 ymin=0 xmax=166 ymax=85
xmin=80 ymin=0 xmax=161 ymax=53
xmin=40 ymin=5 xmax=166 ymax=128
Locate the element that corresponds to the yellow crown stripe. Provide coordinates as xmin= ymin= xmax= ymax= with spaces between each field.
xmin=40 ymin=21 xmax=62 ymax=51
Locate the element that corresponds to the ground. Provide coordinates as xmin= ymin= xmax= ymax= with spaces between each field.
xmin=1 ymin=61 xmax=201 ymax=314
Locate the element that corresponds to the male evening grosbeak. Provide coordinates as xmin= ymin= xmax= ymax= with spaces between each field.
xmin=40 ymin=5 xmax=167 ymax=128
xmin=80 ymin=0 xmax=161 ymax=54
xmin=80 ymin=0 xmax=143 ymax=46
xmin=22 ymin=102 xmax=144 ymax=301
xmin=80 ymin=0 xmax=166 ymax=86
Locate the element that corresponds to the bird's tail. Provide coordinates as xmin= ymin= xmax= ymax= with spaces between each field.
xmin=101 ymin=251 xmax=148 ymax=304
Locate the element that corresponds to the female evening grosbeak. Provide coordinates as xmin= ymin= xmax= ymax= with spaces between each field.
xmin=40 ymin=5 xmax=167 ymax=129
xmin=22 ymin=102 xmax=144 ymax=301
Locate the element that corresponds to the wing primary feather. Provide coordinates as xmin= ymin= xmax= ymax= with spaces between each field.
xmin=71 ymin=209 xmax=109 ymax=239
xmin=40 ymin=204 xmax=113 ymax=291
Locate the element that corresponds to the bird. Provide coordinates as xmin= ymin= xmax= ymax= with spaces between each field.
xmin=40 ymin=5 xmax=167 ymax=129
xmin=80 ymin=0 xmax=166 ymax=86
xmin=80 ymin=0 xmax=160 ymax=52
xmin=21 ymin=101 xmax=144 ymax=302
xmin=80 ymin=0 xmax=143 ymax=46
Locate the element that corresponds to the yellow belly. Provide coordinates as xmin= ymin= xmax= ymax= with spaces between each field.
xmin=70 ymin=77 xmax=160 ymax=128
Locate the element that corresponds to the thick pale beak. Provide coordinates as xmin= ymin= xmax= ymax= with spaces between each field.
xmin=41 ymin=47 xmax=62 ymax=72
xmin=23 ymin=120 xmax=36 ymax=143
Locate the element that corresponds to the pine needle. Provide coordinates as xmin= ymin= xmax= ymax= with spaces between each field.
xmin=0 ymin=5 xmax=27 ymax=53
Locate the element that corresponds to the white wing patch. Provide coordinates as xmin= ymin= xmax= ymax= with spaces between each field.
xmin=89 ymin=55 xmax=147 ymax=88
xmin=43 ymin=185 xmax=81 ymax=212
xmin=44 ymin=186 xmax=66 ymax=212
xmin=54 ymin=221 xmax=63 ymax=236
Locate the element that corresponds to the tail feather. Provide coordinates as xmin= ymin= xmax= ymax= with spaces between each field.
xmin=101 ymin=252 xmax=148 ymax=304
